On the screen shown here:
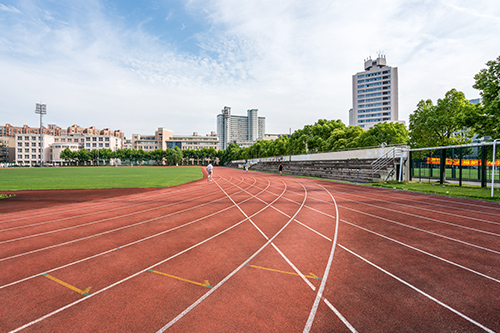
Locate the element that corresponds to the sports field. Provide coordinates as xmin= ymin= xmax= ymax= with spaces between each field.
xmin=1 ymin=166 xmax=499 ymax=332
xmin=0 ymin=166 xmax=202 ymax=190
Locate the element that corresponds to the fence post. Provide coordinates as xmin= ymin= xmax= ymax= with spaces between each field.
xmin=459 ymin=147 xmax=463 ymax=187
xmin=439 ymin=148 xmax=445 ymax=184
xmin=492 ymin=139 xmax=499 ymax=197
xmin=481 ymin=146 xmax=487 ymax=188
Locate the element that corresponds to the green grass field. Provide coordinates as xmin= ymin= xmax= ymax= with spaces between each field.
xmin=0 ymin=166 xmax=203 ymax=190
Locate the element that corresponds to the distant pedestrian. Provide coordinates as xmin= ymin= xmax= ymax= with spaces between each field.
xmin=207 ymin=162 xmax=213 ymax=181
xmin=278 ymin=163 xmax=283 ymax=176
xmin=245 ymin=163 xmax=249 ymax=172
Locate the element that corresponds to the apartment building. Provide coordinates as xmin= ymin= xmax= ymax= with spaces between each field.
xmin=350 ymin=55 xmax=399 ymax=129
xmin=4 ymin=123 xmax=124 ymax=166
xmin=0 ymin=136 xmax=15 ymax=164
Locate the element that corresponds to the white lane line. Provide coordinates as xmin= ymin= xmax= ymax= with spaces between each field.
xmin=8 ymin=176 xmax=281 ymax=332
xmin=339 ymin=244 xmax=496 ymax=333
xmin=0 ymin=180 xmax=209 ymax=224
xmin=224 ymin=178 xmax=355 ymax=333
xmin=323 ymin=298 xmax=358 ymax=333
xmin=347 ymin=184 xmax=500 ymax=213
xmin=304 ymin=184 xmax=340 ymax=333
xmin=321 ymin=192 xmax=500 ymax=234
xmin=235 ymin=181 xmax=500 ymax=255
xmin=155 ymin=179 xmax=307 ymax=332
xmin=0 ymin=177 xmax=247 ymax=262
xmin=0 ymin=178 xmax=263 ymax=289
xmin=219 ymin=178 xmax=317 ymax=289
xmin=0 ymin=181 xmax=235 ymax=233
xmin=291 ymin=194 xmax=500 ymax=283
xmin=0 ymin=178 xmax=248 ymax=246
xmin=329 ymin=187 xmax=500 ymax=223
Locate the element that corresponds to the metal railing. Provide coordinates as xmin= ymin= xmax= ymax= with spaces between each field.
xmin=371 ymin=147 xmax=403 ymax=179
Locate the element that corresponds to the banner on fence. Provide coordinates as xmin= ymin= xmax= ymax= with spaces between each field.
xmin=427 ymin=157 xmax=500 ymax=167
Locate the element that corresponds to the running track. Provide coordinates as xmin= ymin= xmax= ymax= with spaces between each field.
xmin=1 ymin=167 xmax=499 ymax=332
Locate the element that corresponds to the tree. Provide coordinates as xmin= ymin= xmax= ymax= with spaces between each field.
xmin=59 ymin=147 xmax=76 ymax=165
xmin=76 ymin=149 xmax=91 ymax=165
xmin=355 ymin=122 xmax=408 ymax=148
xmin=409 ymin=89 xmax=475 ymax=183
xmin=409 ymin=89 xmax=475 ymax=148
xmin=471 ymin=55 xmax=500 ymax=139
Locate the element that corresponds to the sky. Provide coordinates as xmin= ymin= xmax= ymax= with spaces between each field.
xmin=1 ymin=0 xmax=499 ymax=139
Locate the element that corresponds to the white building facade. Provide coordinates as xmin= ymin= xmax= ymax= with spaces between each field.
xmin=15 ymin=133 xmax=123 ymax=166
xmin=351 ymin=55 xmax=399 ymax=129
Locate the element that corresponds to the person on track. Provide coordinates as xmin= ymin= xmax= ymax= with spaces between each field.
xmin=207 ymin=162 xmax=213 ymax=181
xmin=278 ymin=162 xmax=283 ymax=176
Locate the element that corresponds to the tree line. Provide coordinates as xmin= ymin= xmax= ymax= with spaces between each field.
xmin=59 ymin=146 xmax=218 ymax=166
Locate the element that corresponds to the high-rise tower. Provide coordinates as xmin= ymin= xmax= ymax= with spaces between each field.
xmin=216 ymin=107 xmax=265 ymax=150
xmin=350 ymin=55 xmax=399 ymax=129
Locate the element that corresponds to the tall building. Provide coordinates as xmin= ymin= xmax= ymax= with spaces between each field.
xmin=350 ymin=55 xmax=399 ymax=129
xmin=216 ymin=106 xmax=266 ymax=150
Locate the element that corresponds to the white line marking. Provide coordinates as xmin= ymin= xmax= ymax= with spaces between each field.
xmin=155 ymin=180 xmax=308 ymax=332
xmin=0 ymin=179 xmax=262 ymax=289
xmin=330 ymin=187 xmax=500 ymax=224
xmin=304 ymin=184 xmax=339 ymax=333
xmin=323 ymin=298 xmax=358 ymax=333
xmin=339 ymin=244 xmax=496 ymax=333
xmin=8 ymin=176 xmax=282 ymax=332
xmin=0 ymin=178 xmax=250 ymax=257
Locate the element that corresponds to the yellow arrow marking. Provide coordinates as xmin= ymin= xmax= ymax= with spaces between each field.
xmin=245 ymin=264 xmax=322 ymax=280
xmin=148 ymin=270 xmax=213 ymax=288
xmin=42 ymin=274 xmax=92 ymax=296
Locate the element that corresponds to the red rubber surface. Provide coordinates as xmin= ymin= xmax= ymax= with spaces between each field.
xmin=1 ymin=167 xmax=499 ymax=332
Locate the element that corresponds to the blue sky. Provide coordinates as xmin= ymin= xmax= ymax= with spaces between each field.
xmin=1 ymin=0 xmax=500 ymax=138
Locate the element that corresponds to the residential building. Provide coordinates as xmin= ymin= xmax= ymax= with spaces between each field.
xmin=1 ymin=123 xmax=125 ymax=140
xmin=351 ymin=55 xmax=399 ymax=129
xmin=0 ymin=136 xmax=15 ymax=164
xmin=6 ymin=123 xmax=124 ymax=166
xmin=15 ymin=134 xmax=55 ymax=166
xmin=216 ymin=106 xmax=266 ymax=150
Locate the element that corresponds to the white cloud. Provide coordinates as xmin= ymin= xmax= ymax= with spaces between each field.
xmin=0 ymin=0 xmax=499 ymax=138
xmin=0 ymin=3 xmax=20 ymax=13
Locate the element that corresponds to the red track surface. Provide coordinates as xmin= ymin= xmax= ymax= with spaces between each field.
xmin=1 ymin=167 xmax=499 ymax=332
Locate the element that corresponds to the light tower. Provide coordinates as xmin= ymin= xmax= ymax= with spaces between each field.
xmin=35 ymin=103 xmax=47 ymax=167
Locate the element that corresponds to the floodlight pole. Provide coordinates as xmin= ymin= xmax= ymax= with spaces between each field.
xmin=35 ymin=103 xmax=47 ymax=167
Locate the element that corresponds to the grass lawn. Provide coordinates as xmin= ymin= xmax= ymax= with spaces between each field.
xmin=0 ymin=166 xmax=203 ymax=190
